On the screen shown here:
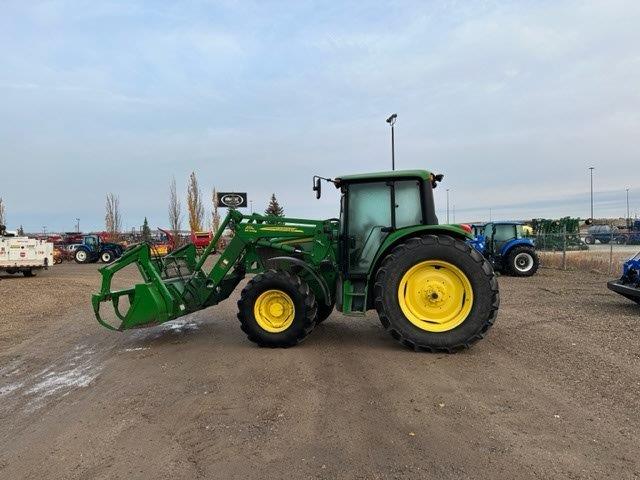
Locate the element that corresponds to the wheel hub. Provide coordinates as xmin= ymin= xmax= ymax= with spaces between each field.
xmin=254 ymin=290 xmax=295 ymax=333
xmin=397 ymin=260 xmax=474 ymax=332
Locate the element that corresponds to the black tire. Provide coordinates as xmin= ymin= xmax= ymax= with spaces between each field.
xmin=506 ymin=246 xmax=539 ymax=277
xmin=315 ymin=301 xmax=335 ymax=324
xmin=584 ymin=236 xmax=594 ymax=245
xmin=600 ymin=239 xmax=610 ymax=244
xmin=74 ymin=249 xmax=89 ymax=264
xmin=237 ymin=270 xmax=317 ymax=347
xmin=22 ymin=269 xmax=36 ymax=277
xmin=100 ymin=250 xmax=114 ymax=263
xmin=374 ymin=235 xmax=499 ymax=352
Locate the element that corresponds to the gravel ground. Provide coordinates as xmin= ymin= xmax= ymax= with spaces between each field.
xmin=0 ymin=263 xmax=639 ymax=479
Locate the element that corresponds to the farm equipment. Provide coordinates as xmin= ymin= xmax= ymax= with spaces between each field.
xmin=532 ymin=217 xmax=588 ymax=251
xmin=74 ymin=234 xmax=124 ymax=264
xmin=584 ymin=224 xmax=625 ymax=245
xmin=149 ymin=228 xmax=176 ymax=256
xmin=469 ymin=222 xmax=539 ymax=277
xmin=92 ymin=170 xmax=500 ymax=352
xmin=190 ymin=230 xmax=213 ymax=252
xmin=607 ymin=251 xmax=640 ymax=305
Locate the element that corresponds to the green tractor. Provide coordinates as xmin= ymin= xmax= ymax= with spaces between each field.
xmin=92 ymin=170 xmax=499 ymax=352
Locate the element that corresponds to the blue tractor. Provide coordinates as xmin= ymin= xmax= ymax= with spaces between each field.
xmin=469 ymin=221 xmax=539 ymax=277
xmin=74 ymin=234 xmax=124 ymax=264
xmin=607 ymin=251 xmax=640 ymax=304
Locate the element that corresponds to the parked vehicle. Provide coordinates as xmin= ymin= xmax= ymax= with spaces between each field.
xmin=584 ymin=224 xmax=624 ymax=245
xmin=91 ymin=169 xmax=500 ymax=352
xmin=469 ymin=221 xmax=539 ymax=277
xmin=0 ymin=225 xmax=54 ymax=276
xmin=607 ymin=251 xmax=640 ymax=305
xmin=74 ymin=234 xmax=124 ymax=264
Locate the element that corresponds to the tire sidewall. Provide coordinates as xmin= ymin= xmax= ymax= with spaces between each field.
xmin=75 ymin=249 xmax=88 ymax=263
xmin=101 ymin=251 xmax=113 ymax=263
xmin=376 ymin=236 xmax=497 ymax=350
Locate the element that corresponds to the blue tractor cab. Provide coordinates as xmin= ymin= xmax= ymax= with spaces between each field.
xmin=470 ymin=221 xmax=539 ymax=277
xmin=607 ymin=251 xmax=640 ymax=304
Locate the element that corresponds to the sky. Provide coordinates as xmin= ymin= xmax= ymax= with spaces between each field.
xmin=1 ymin=0 xmax=639 ymax=233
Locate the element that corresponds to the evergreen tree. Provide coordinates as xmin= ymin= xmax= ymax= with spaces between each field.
xmin=17 ymin=225 xmax=24 ymax=236
xmin=264 ymin=194 xmax=285 ymax=217
xmin=141 ymin=217 xmax=151 ymax=242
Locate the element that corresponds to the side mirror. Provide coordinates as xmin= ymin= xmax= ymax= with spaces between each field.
xmin=313 ymin=176 xmax=322 ymax=199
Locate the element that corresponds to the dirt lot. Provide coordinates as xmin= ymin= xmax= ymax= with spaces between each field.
xmin=1 ymin=264 xmax=639 ymax=479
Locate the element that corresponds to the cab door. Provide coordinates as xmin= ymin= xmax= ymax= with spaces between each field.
xmin=345 ymin=182 xmax=392 ymax=275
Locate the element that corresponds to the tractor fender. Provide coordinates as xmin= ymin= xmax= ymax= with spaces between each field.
xmin=266 ymin=256 xmax=332 ymax=306
xmin=369 ymin=224 xmax=472 ymax=277
xmin=499 ymin=238 xmax=535 ymax=257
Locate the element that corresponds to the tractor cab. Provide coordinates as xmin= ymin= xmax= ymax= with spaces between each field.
xmin=334 ymin=170 xmax=440 ymax=276
xmin=483 ymin=222 xmax=527 ymax=256
xmin=83 ymin=234 xmax=100 ymax=250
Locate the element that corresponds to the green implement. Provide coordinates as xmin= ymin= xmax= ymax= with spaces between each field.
xmin=92 ymin=169 xmax=499 ymax=352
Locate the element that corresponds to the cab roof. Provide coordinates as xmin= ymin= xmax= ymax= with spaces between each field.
xmin=335 ymin=169 xmax=432 ymax=185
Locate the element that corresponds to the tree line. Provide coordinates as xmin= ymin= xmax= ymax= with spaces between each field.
xmin=103 ymin=172 xmax=285 ymax=239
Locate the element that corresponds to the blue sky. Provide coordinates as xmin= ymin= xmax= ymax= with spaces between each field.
xmin=1 ymin=0 xmax=639 ymax=232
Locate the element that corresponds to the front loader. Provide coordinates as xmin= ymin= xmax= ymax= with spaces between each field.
xmin=92 ymin=170 xmax=499 ymax=351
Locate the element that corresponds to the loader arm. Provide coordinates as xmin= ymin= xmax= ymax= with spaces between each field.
xmin=91 ymin=209 xmax=337 ymax=331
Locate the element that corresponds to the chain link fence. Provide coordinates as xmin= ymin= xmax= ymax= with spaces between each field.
xmin=535 ymin=232 xmax=639 ymax=275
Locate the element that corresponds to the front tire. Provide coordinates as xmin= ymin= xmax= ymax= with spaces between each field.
xmin=374 ymin=235 xmax=499 ymax=352
xmin=22 ymin=269 xmax=36 ymax=277
xmin=506 ymin=246 xmax=539 ymax=277
xmin=237 ymin=270 xmax=317 ymax=347
xmin=74 ymin=249 xmax=89 ymax=264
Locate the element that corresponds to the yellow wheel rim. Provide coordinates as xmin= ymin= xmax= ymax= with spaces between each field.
xmin=397 ymin=260 xmax=473 ymax=332
xmin=253 ymin=289 xmax=295 ymax=333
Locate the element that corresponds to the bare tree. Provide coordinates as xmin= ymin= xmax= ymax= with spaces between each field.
xmin=168 ymin=176 xmax=182 ymax=240
xmin=0 ymin=197 xmax=5 ymax=226
xmin=211 ymin=187 xmax=220 ymax=233
xmin=187 ymin=172 xmax=204 ymax=232
xmin=105 ymin=193 xmax=122 ymax=238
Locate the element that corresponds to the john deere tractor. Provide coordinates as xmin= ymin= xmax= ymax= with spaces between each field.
xmin=92 ymin=170 xmax=499 ymax=352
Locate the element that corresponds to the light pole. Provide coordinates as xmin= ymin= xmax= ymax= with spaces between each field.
xmin=76 ymin=218 xmax=80 ymax=233
xmin=446 ymin=188 xmax=450 ymax=223
xmin=627 ymin=188 xmax=630 ymax=226
xmin=589 ymin=166 xmax=595 ymax=219
xmin=386 ymin=113 xmax=397 ymax=170
xmin=250 ymin=200 xmax=254 ymax=214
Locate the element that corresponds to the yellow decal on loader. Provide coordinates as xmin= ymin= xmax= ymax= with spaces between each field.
xmin=259 ymin=226 xmax=305 ymax=234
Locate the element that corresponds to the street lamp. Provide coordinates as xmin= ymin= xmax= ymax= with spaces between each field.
xmin=626 ymin=188 xmax=630 ymax=226
xmin=446 ymin=188 xmax=450 ymax=224
xmin=386 ymin=113 xmax=397 ymax=170
xmin=589 ymin=167 xmax=595 ymax=219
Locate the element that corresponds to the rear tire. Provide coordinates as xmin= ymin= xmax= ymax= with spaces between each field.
xmin=506 ymin=246 xmax=539 ymax=277
xmin=22 ymin=269 xmax=35 ymax=277
xmin=100 ymin=250 xmax=114 ymax=263
xmin=237 ymin=270 xmax=317 ymax=347
xmin=374 ymin=235 xmax=499 ymax=352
